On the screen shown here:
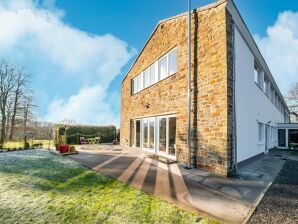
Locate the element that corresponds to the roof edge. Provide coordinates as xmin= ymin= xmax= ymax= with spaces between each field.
xmin=121 ymin=0 xmax=228 ymax=84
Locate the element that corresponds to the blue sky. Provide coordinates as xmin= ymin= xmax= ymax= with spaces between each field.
xmin=0 ymin=0 xmax=298 ymax=126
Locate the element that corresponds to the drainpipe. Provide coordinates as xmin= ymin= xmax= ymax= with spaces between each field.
xmin=232 ymin=25 xmax=237 ymax=173
xmin=187 ymin=0 xmax=192 ymax=169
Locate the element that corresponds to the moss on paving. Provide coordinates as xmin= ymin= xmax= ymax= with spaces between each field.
xmin=0 ymin=150 xmax=218 ymax=224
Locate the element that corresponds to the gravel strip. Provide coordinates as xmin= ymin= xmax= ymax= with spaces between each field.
xmin=248 ymin=152 xmax=298 ymax=224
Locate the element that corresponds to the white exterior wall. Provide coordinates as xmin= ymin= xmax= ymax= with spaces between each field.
xmin=234 ymin=28 xmax=285 ymax=162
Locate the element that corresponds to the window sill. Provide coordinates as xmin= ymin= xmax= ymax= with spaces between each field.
xmin=257 ymin=142 xmax=264 ymax=145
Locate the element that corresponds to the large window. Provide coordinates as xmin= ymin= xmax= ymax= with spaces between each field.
xmin=137 ymin=74 xmax=143 ymax=92
xmin=135 ymin=120 xmax=141 ymax=147
xmin=253 ymin=60 xmax=287 ymax=114
xmin=131 ymin=47 xmax=177 ymax=95
xmin=149 ymin=119 xmax=155 ymax=149
xmin=258 ymin=122 xmax=264 ymax=142
xmin=159 ymin=118 xmax=167 ymax=153
xmin=150 ymin=63 xmax=156 ymax=85
xmin=132 ymin=78 xmax=137 ymax=95
xmin=131 ymin=115 xmax=176 ymax=158
xmin=168 ymin=117 xmax=176 ymax=156
xmin=143 ymin=120 xmax=148 ymax=148
xmin=159 ymin=55 xmax=168 ymax=80
xmin=288 ymin=129 xmax=298 ymax=149
xmin=169 ymin=48 xmax=177 ymax=75
xmin=143 ymin=68 xmax=150 ymax=89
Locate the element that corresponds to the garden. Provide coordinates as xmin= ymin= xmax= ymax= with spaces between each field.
xmin=0 ymin=149 xmax=217 ymax=224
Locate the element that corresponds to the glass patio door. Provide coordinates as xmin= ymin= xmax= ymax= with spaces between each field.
xmin=157 ymin=116 xmax=176 ymax=157
xmin=142 ymin=118 xmax=155 ymax=150
xmin=135 ymin=120 xmax=141 ymax=148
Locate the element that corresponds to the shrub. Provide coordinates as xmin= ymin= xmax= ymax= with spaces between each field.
xmin=53 ymin=124 xmax=116 ymax=145
xmin=24 ymin=142 xmax=30 ymax=149
xmin=69 ymin=145 xmax=76 ymax=152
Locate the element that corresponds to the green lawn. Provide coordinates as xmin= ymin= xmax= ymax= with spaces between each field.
xmin=0 ymin=149 xmax=218 ymax=224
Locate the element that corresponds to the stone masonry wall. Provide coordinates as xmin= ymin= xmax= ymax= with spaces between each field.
xmin=120 ymin=0 xmax=234 ymax=176
xmin=120 ymin=15 xmax=190 ymax=163
xmin=194 ymin=2 xmax=234 ymax=176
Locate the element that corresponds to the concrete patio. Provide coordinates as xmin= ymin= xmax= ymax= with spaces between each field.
xmin=69 ymin=145 xmax=288 ymax=224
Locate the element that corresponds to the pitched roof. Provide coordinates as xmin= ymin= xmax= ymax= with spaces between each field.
xmin=121 ymin=0 xmax=228 ymax=84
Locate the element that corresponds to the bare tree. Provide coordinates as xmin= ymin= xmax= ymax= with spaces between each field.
xmin=0 ymin=61 xmax=15 ymax=148
xmin=21 ymin=94 xmax=36 ymax=147
xmin=9 ymin=66 xmax=29 ymax=140
xmin=285 ymin=82 xmax=298 ymax=122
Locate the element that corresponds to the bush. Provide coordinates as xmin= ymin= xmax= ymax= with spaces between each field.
xmin=24 ymin=142 xmax=30 ymax=149
xmin=53 ymin=124 xmax=116 ymax=145
xmin=69 ymin=145 xmax=76 ymax=152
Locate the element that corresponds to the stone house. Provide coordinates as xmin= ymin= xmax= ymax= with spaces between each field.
xmin=120 ymin=0 xmax=290 ymax=176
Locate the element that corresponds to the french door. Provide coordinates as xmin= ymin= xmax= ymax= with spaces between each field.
xmin=142 ymin=118 xmax=155 ymax=151
xmin=131 ymin=115 xmax=176 ymax=158
xmin=157 ymin=116 xmax=176 ymax=157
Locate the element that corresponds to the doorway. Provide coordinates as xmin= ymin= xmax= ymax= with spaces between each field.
xmin=131 ymin=115 xmax=176 ymax=159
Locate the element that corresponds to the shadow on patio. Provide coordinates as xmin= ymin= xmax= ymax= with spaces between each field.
xmin=69 ymin=145 xmax=284 ymax=224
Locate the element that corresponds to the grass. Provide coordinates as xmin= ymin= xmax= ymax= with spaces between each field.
xmin=0 ymin=149 xmax=218 ymax=224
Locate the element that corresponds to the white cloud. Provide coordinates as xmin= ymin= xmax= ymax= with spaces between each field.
xmin=254 ymin=11 xmax=298 ymax=94
xmin=46 ymin=85 xmax=119 ymax=125
xmin=0 ymin=0 xmax=135 ymax=126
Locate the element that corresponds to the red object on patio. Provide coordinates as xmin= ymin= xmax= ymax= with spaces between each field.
xmin=58 ymin=144 xmax=70 ymax=154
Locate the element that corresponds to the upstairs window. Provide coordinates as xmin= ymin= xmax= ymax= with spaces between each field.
xmin=159 ymin=55 xmax=168 ymax=80
xmin=143 ymin=68 xmax=150 ymax=88
xmin=132 ymin=77 xmax=138 ymax=94
xmin=270 ymin=86 xmax=275 ymax=103
xmin=254 ymin=63 xmax=263 ymax=88
xmin=264 ymin=75 xmax=270 ymax=96
xmin=150 ymin=63 xmax=156 ymax=85
xmin=137 ymin=74 xmax=143 ymax=92
xmin=131 ymin=47 xmax=177 ymax=95
xmin=169 ymin=48 xmax=177 ymax=75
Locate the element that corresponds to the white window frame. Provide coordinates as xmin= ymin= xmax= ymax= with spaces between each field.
xmin=131 ymin=47 xmax=178 ymax=95
xmin=132 ymin=77 xmax=138 ymax=94
xmin=156 ymin=114 xmax=176 ymax=159
xmin=143 ymin=68 xmax=150 ymax=89
xmin=168 ymin=47 xmax=178 ymax=76
xmin=131 ymin=115 xmax=176 ymax=159
xmin=158 ymin=54 xmax=168 ymax=81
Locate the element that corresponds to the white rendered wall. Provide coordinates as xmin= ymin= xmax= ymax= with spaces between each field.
xmin=234 ymin=28 xmax=285 ymax=162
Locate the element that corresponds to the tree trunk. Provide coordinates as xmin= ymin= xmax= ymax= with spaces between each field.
xmin=9 ymin=93 xmax=19 ymax=140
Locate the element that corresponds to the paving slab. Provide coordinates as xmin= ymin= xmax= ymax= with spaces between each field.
xmin=69 ymin=145 xmax=287 ymax=224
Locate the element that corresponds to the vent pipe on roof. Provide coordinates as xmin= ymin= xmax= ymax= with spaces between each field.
xmin=187 ymin=0 xmax=192 ymax=169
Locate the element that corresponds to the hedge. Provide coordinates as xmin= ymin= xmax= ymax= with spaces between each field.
xmin=53 ymin=124 xmax=116 ymax=145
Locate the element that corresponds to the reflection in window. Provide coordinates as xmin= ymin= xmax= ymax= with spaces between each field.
xmin=169 ymin=48 xmax=177 ymax=75
xmin=143 ymin=120 xmax=148 ymax=148
xmin=149 ymin=119 xmax=155 ymax=149
xmin=159 ymin=56 xmax=168 ymax=80
xmin=168 ymin=117 xmax=176 ymax=156
xmin=278 ymin=129 xmax=286 ymax=147
xmin=159 ymin=118 xmax=167 ymax=153
xmin=136 ymin=120 xmax=141 ymax=148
